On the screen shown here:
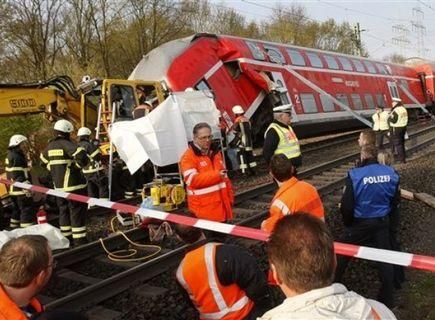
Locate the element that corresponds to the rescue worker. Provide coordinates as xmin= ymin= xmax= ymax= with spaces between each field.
xmin=372 ymin=105 xmax=390 ymax=149
xmin=232 ymin=105 xmax=257 ymax=175
xmin=336 ymin=144 xmax=400 ymax=308
xmin=358 ymin=129 xmax=376 ymax=148
xmin=389 ymin=98 xmax=408 ymax=163
xmin=0 ymin=235 xmax=52 ymax=320
xmin=132 ymin=101 xmax=153 ymax=119
xmin=175 ymin=222 xmax=272 ymax=320
xmin=261 ymin=154 xmax=324 ymax=232
xmin=40 ymin=120 xmax=89 ymax=245
xmin=263 ymin=104 xmax=301 ymax=168
xmin=180 ymin=122 xmax=234 ymax=222
xmin=260 ymin=214 xmax=397 ymax=320
xmin=77 ymin=127 xmax=108 ymax=200
xmin=5 ymin=134 xmax=35 ymax=228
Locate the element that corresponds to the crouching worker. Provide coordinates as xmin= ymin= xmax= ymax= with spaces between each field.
xmin=259 ymin=213 xmax=396 ymax=319
xmin=174 ymin=223 xmax=272 ymax=320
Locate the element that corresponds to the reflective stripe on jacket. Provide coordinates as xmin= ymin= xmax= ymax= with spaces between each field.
xmin=265 ymin=123 xmax=301 ymax=159
xmin=0 ymin=284 xmax=43 ymax=320
xmin=234 ymin=116 xmax=254 ymax=151
xmin=176 ymin=243 xmax=254 ymax=320
xmin=5 ymin=149 xmax=31 ymax=196
xmin=372 ymin=111 xmax=390 ymax=131
xmin=78 ymin=139 xmax=104 ymax=175
xmin=349 ymin=163 xmax=399 ymax=219
xmin=262 ymin=177 xmax=324 ymax=232
xmin=40 ymin=136 xmax=88 ymax=192
xmin=180 ymin=144 xmax=234 ymax=222
xmin=389 ymin=106 xmax=408 ymax=127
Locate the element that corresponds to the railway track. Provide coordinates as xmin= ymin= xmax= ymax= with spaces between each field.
xmin=41 ymin=123 xmax=435 ymax=314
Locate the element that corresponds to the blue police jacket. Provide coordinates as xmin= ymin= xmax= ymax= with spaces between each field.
xmin=349 ymin=163 xmax=399 ymax=218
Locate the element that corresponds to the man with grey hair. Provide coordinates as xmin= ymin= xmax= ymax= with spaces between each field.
xmin=263 ymin=104 xmax=301 ymax=167
xmin=336 ymin=144 xmax=400 ymax=308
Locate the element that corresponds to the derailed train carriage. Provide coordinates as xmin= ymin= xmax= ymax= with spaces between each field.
xmin=129 ymin=33 xmax=434 ymax=141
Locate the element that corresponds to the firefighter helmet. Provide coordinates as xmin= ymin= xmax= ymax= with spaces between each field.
xmin=77 ymin=127 xmax=92 ymax=137
xmin=232 ymin=105 xmax=244 ymax=115
xmin=9 ymin=134 xmax=28 ymax=147
xmin=273 ymin=104 xmax=293 ymax=113
xmin=54 ymin=119 xmax=74 ymax=133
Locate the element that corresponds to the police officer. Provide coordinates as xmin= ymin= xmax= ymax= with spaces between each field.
xmin=77 ymin=127 xmax=109 ymax=200
xmin=336 ymin=144 xmax=399 ymax=308
xmin=389 ymin=98 xmax=408 ymax=163
xmin=232 ymin=105 xmax=257 ymax=175
xmin=5 ymin=135 xmax=35 ymax=228
xmin=263 ymin=104 xmax=301 ymax=168
xmin=372 ymin=105 xmax=390 ymax=149
xmin=40 ymin=120 xmax=89 ymax=245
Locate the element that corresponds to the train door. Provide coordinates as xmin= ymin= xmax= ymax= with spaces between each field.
xmin=387 ymin=81 xmax=401 ymax=103
xmin=270 ymin=72 xmax=299 ymax=122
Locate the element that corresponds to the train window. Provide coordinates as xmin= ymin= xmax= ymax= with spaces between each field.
xmin=300 ymin=93 xmax=318 ymax=113
xmin=400 ymin=79 xmax=409 ymax=92
xmin=375 ymin=63 xmax=388 ymax=75
xmin=351 ymin=94 xmax=363 ymax=110
xmin=306 ymin=52 xmax=323 ymax=68
xmin=264 ymin=45 xmax=286 ymax=64
xmin=335 ymin=94 xmax=350 ymax=110
xmin=110 ymin=84 xmax=135 ymax=121
xmin=286 ymin=49 xmax=306 ymax=66
xmin=246 ymin=41 xmax=265 ymax=60
xmin=351 ymin=59 xmax=365 ymax=72
xmin=224 ymin=61 xmax=241 ymax=79
xmin=364 ymin=94 xmax=376 ymax=109
xmin=363 ymin=61 xmax=377 ymax=74
xmin=324 ymin=56 xmax=339 ymax=70
xmin=320 ymin=94 xmax=335 ymax=112
xmin=375 ymin=94 xmax=385 ymax=107
xmin=195 ymin=80 xmax=211 ymax=91
xmin=337 ymin=57 xmax=353 ymax=71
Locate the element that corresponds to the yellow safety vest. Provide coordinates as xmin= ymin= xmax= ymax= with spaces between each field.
xmin=372 ymin=111 xmax=390 ymax=131
xmin=265 ymin=123 xmax=301 ymax=159
xmin=390 ymin=106 xmax=408 ymax=128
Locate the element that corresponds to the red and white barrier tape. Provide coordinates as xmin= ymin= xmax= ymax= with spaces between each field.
xmin=1 ymin=178 xmax=434 ymax=272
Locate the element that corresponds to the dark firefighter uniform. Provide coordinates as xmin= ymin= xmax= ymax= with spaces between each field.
xmin=389 ymin=101 xmax=408 ymax=163
xmin=233 ymin=115 xmax=257 ymax=175
xmin=78 ymin=137 xmax=109 ymax=199
xmin=5 ymin=148 xmax=34 ymax=228
xmin=336 ymin=159 xmax=400 ymax=307
xmin=177 ymin=243 xmax=272 ymax=320
xmin=40 ymin=138 xmax=89 ymax=241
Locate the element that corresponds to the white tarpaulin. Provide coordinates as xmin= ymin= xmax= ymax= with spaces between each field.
xmin=110 ymin=91 xmax=220 ymax=174
xmin=0 ymin=224 xmax=70 ymax=250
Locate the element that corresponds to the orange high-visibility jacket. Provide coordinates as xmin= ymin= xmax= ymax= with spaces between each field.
xmin=176 ymin=243 xmax=254 ymax=320
xmin=180 ymin=144 xmax=234 ymax=222
xmin=0 ymin=285 xmax=43 ymax=320
xmin=262 ymin=177 xmax=325 ymax=232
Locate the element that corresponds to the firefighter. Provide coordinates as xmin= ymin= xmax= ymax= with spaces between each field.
xmin=40 ymin=120 xmax=89 ymax=245
xmin=388 ymin=98 xmax=408 ymax=163
xmin=5 ymin=134 xmax=35 ymax=228
xmin=261 ymin=154 xmax=324 ymax=233
xmin=232 ymin=105 xmax=257 ymax=175
xmin=263 ymin=104 xmax=302 ymax=168
xmin=372 ymin=105 xmax=390 ymax=149
xmin=77 ymin=127 xmax=109 ymax=200
xmin=175 ymin=222 xmax=272 ymax=320
xmin=180 ymin=122 xmax=234 ymax=222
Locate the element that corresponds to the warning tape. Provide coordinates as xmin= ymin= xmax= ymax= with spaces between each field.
xmin=1 ymin=178 xmax=435 ymax=272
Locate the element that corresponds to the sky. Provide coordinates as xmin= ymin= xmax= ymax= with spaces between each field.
xmin=216 ymin=0 xmax=435 ymax=61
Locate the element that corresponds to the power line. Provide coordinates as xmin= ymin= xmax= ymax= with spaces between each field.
xmin=418 ymin=0 xmax=435 ymax=13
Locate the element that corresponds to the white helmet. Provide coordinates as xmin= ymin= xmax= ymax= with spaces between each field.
xmin=54 ymin=119 xmax=74 ymax=133
xmin=77 ymin=127 xmax=92 ymax=137
xmin=9 ymin=134 xmax=28 ymax=147
xmin=232 ymin=105 xmax=244 ymax=115
xmin=273 ymin=104 xmax=293 ymax=113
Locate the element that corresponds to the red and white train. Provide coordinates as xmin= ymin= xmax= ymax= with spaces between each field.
xmin=129 ymin=33 xmax=434 ymax=139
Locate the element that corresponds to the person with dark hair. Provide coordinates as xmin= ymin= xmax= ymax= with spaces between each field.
xmin=0 ymin=235 xmax=52 ymax=320
xmin=174 ymin=223 xmax=272 ymax=320
xmin=372 ymin=105 xmax=390 ymax=149
xmin=261 ymin=154 xmax=324 ymax=232
xmin=40 ymin=120 xmax=89 ymax=245
xmin=5 ymin=134 xmax=35 ymax=228
xmin=388 ymin=98 xmax=408 ymax=163
xmin=336 ymin=144 xmax=400 ymax=308
xmin=179 ymin=122 xmax=234 ymax=222
xmin=259 ymin=213 xmax=396 ymax=319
